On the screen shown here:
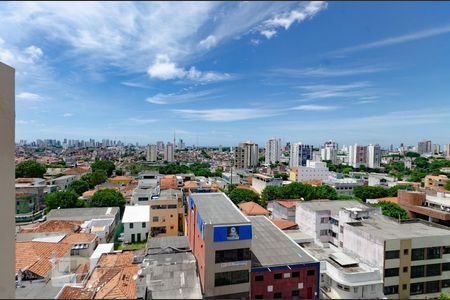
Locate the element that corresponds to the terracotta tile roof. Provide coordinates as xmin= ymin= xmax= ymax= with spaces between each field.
xmin=97 ymin=251 xmax=135 ymax=268
xmin=61 ymin=233 xmax=97 ymax=245
xmin=16 ymin=192 xmax=33 ymax=197
xmin=271 ymin=219 xmax=298 ymax=230
xmin=58 ymin=286 xmax=94 ymax=299
xmin=239 ymin=202 xmax=269 ymax=216
xmin=64 ymin=167 xmax=90 ymax=176
xmin=109 ymin=176 xmax=134 ymax=181
xmin=15 ymin=178 xmax=37 ymax=183
xmin=275 ymin=199 xmax=300 ymax=209
xmin=376 ymin=197 xmax=399 ymax=204
xmin=161 ymin=177 xmax=178 ymax=189
xmin=20 ymin=220 xmax=82 ymax=234
xmin=184 ymin=181 xmax=199 ymax=189
xmin=16 ymin=241 xmax=71 ymax=278
xmin=303 ymin=180 xmax=323 ymax=186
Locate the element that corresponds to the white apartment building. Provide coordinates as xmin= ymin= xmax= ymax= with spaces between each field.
xmin=251 ymin=173 xmax=283 ymax=194
xmin=48 ymin=175 xmax=78 ymax=191
xmin=325 ymin=177 xmax=362 ymax=196
xmin=294 ymin=160 xmax=331 ymax=182
xmin=367 ymin=144 xmax=382 ymax=168
xmin=289 ymin=142 xmax=314 ymax=168
xmin=164 ymin=142 xmax=174 ymax=162
xmin=122 ymin=205 xmax=150 ymax=243
xmin=321 ymin=147 xmax=338 ymax=164
xmin=265 ymin=137 xmax=281 ymax=165
xmin=234 ymin=141 xmax=259 ymax=169
xmin=146 ymin=144 xmax=157 ymax=162
xmin=368 ymin=174 xmax=396 ymax=187
xmin=348 ymin=144 xmax=368 ymax=168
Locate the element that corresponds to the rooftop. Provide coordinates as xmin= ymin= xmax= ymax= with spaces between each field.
xmin=249 ymin=216 xmax=316 ymax=268
xmin=239 ymin=201 xmax=270 ymax=216
xmin=61 ymin=233 xmax=97 ymax=245
xmin=298 ymin=200 xmax=372 ymax=215
xmin=147 ymin=236 xmax=190 ymax=255
xmin=16 ymin=279 xmax=63 ymax=299
xmin=57 ymin=286 xmax=94 ymax=299
xmin=46 ymin=207 xmax=119 ymax=221
xmin=20 ymin=220 xmax=82 ymax=234
xmin=122 ymin=205 xmax=150 ymax=223
xmin=271 ymin=219 xmax=298 ymax=230
xmin=191 ymin=192 xmax=249 ymax=225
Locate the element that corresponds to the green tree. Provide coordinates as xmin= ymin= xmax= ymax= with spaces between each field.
xmin=89 ymin=189 xmax=125 ymax=208
xmin=274 ymin=172 xmax=289 ymax=180
xmin=228 ymin=188 xmax=260 ymax=205
xmin=15 ymin=160 xmax=47 ymax=178
xmin=353 ymin=185 xmax=389 ymax=202
xmin=439 ymin=293 xmax=450 ymax=299
xmin=445 ymin=181 xmax=450 ymax=191
xmin=91 ymin=160 xmax=116 ymax=177
xmin=315 ymin=185 xmax=338 ymax=200
xmin=387 ymin=184 xmax=413 ymax=197
xmin=260 ymin=185 xmax=285 ymax=206
xmin=80 ymin=170 xmax=108 ymax=188
xmin=45 ymin=190 xmax=81 ymax=210
xmin=68 ymin=180 xmax=89 ymax=196
xmin=405 ymin=151 xmax=420 ymax=158
xmin=376 ymin=201 xmax=408 ymax=220
xmin=115 ymin=169 xmax=124 ymax=176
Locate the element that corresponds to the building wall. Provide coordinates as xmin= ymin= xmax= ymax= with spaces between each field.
xmin=149 ymin=198 xmax=180 ymax=236
xmin=250 ymin=264 xmax=320 ymax=299
xmin=123 ymin=221 xmax=149 ymax=243
xmin=0 ymin=62 xmax=15 ymax=298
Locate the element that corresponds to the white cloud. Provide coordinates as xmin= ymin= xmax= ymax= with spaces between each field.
xmin=0 ymin=39 xmax=43 ymax=66
xmin=16 ymin=120 xmax=29 ymax=125
xmin=250 ymin=39 xmax=261 ymax=45
xmin=298 ymin=82 xmax=375 ymax=100
xmin=129 ymin=117 xmax=158 ymax=124
xmin=63 ymin=113 xmax=73 ymax=117
xmin=273 ymin=65 xmax=390 ymax=77
xmin=16 ymin=92 xmax=43 ymax=102
xmin=292 ymin=104 xmax=338 ymax=111
xmin=198 ymin=35 xmax=217 ymax=49
xmin=260 ymin=29 xmax=277 ymax=39
xmin=331 ymin=24 xmax=450 ymax=54
xmin=147 ymin=54 xmax=231 ymax=82
xmin=173 ymin=108 xmax=280 ymax=122
xmin=146 ymin=90 xmax=217 ymax=105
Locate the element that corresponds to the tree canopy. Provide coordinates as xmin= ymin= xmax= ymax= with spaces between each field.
xmin=228 ymin=188 xmax=260 ymax=205
xmin=68 ymin=180 xmax=89 ymax=196
xmin=91 ymin=160 xmax=116 ymax=177
xmin=353 ymin=184 xmax=413 ymax=201
xmin=15 ymin=160 xmax=47 ymax=178
xmin=445 ymin=181 xmax=450 ymax=191
xmin=80 ymin=170 xmax=108 ymax=188
xmin=45 ymin=190 xmax=82 ymax=210
xmin=273 ymin=172 xmax=289 ymax=180
xmin=375 ymin=201 xmax=408 ymax=220
xmin=89 ymin=189 xmax=125 ymax=208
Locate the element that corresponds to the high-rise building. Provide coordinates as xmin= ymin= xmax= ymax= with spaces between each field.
xmin=348 ymin=144 xmax=368 ymax=168
xmin=265 ymin=137 xmax=281 ymax=165
xmin=235 ymin=141 xmax=259 ymax=169
xmin=146 ymin=144 xmax=157 ymax=162
xmin=177 ymin=138 xmax=185 ymax=150
xmin=320 ymin=140 xmax=338 ymax=164
xmin=432 ymin=143 xmax=441 ymax=155
xmin=164 ymin=142 xmax=174 ymax=162
xmin=289 ymin=142 xmax=313 ymax=168
xmin=367 ymin=144 xmax=382 ymax=168
xmin=447 ymin=142 xmax=450 ymax=158
xmin=156 ymin=141 xmax=164 ymax=151
xmin=417 ymin=140 xmax=432 ymax=154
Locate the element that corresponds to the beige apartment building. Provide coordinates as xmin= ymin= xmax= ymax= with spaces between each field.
xmin=149 ymin=188 xmax=184 ymax=237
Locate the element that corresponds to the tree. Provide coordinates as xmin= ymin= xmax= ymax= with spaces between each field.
xmin=445 ymin=181 xmax=450 ymax=191
xmin=89 ymin=189 xmax=125 ymax=208
xmin=228 ymin=188 xmax=260 ymax=205
xmin=439 ymin=293 xmax=450 ymax=299
xmin=80 ymin=170 xmax=108 ymax=188
xmin=376 ymin=201 xmax=408 ymax=220
xmin=45 ymin=190 xmax=81 ymax=210
xmin=115 ymin=169 xmax=124 ymax=176
xmin=387 ymin=184 xmax=413 ymax=197
xmin=91 ymin=160 xmax=116 ymax=177
xmin=68 ymin=180 xmax=89 ymax=196
xmin=274 ymin=172 xmax=289 ymax=180
xmin=315 ymin=185 xmax=338 ymax=200
xmin=405 ymin=151 xmax=420 ymax=158
xmin=15 ymin=160 xmax=47 ymax=178
xmin=353 ymin=185 xmax=389 ymax=202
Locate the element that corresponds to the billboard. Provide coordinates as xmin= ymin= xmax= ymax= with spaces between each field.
xmin=213 ymin=224 xmax=251 ymax=242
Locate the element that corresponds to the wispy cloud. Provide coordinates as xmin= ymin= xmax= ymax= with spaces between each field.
xmin=129 ymin=117 xmax=158 ymax=124
xmin=272 ymin=65 xmax=390 ymax=77
xmin=63 ymin=113 xmax=73 ymax=117
xmin=146 ymin=89 xmax=218 ymax=105
xmin=292 ymin=104 xmax=339 ymax=111
xmin=297 ymin=81 xmax=375 ymax=100
xmin=331 ymin=24 xmax=450 ymax=54
xmin=173 ymin=107 xmax=281 ymax=122
xmin=16 ymin=92 xmax=44 ymax=102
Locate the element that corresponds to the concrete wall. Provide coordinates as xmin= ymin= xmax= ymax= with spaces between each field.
xmin=0 ymin=62 xmax=15 ymax=299
xmin=123 ymin=221 xmax=149 ymax=243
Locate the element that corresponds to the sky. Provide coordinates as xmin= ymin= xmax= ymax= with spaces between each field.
xmin=1 ymin=1 xmax=450 ymax=147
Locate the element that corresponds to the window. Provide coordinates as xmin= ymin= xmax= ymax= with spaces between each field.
xmin=292 ymin=290 xmax=300 ymax=297
xmin=411 ymin=248 xmax=425 ymax=261
xmin=427 ymin=247 xmax=441 ymax=259
xmin=443 ymin=262 xmax=450 ymax=271
xmin=442 ymin=279 xmax=450 ymax=288
xmin=411 ymin=265 xmax=425 ymax=278
xmin=170 ymin=226 xmax=174 ymax=230
xmin=292 ymin=271 xmax=300 ymax=278
xmin=443 ymin=246 xmax=450 ymax=254
xmin=385 ymin=250 xmax=400 ymax=259
xmin=426 ymin=264 xmax=441 ymax=277
xmin=168 ymin=204 xmax=177 ymax=209
xmin=142 ymin=222 xmax=146 ymax=228
xmin=384 ymin=268 xmax=399 ymax=277
xmin=410 ymin=283 xmax=424 ymax=295
xmin=129 ymin=223 xmax=133 ymax=229
xmin=403 ymin=266 xmax=408 ymax=273
xmin=320 ymin=230 xmax=328 ymax=236
xmin=307 ymin=270 xmax=315 ymax=277
xmin=320 ymin=217 xmax=329 ymax=224
xmin=215 ymin=248 xmax=251 ymax=263
xmin=402 ymin=284 xmax=407 ymax=290
xmin=214 ymin=270 xmax=249 ymax=287
xmin=138 ymin=197 xmax=148 ymax=201
xmin=274 ymin=273 xmax=282 ymax=280
xmin=273 ymin=292 xmax=282 ymax=298
xmin=255 ymin=275 xmax=264 ymax=282
xmin=337 ymin=284 xmax=350 ymax=292
xmin=425 ymin=281 xmax=440 ymax=294
xmin=152 ymin=216 xmax=159 ymax=222
xmin=255 ymin=295 xmax=263 ymax=299
xmin=383 ymin=285 xmax=398 ymax=295
xmin=403 ymin=249 xmax=409 ymax=255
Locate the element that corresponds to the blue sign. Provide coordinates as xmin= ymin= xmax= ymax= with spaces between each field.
xmin=213 ymin=224 xmax=252 ymax=242
xmin=196 ymin=210 xmax=204 ymax=239
xmin=188 ymin=195 xmax=194 ymax=209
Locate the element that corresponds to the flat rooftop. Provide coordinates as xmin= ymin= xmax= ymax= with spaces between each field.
xmin=347 ymin=214 xmax=450 ymax=240
xmin=122 ymin=205 xmax=150 ymax=223
xmin=249 ymin=216 xmax=316 ymax=268
xmin=15 ymin=279 xmax=62 ymax=299
xmin=147 ymin=236 xmax=190 ymax=255
xmin=298 ymin=200 xmax=372 ymax=215
xmin=46 ymin=207 xmax=119 ymax=221
xmin=191 ymin=192 xmax=249 ymax=225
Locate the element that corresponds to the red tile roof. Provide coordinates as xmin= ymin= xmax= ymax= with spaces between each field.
xmin=275 ymin=199 xmax=300 ymax=209
xmin=20 ymin=220 xmax=82 ymax=234
xmin=161 ymin=177 xmax=178 ymax=189
xmin=271 ymin=219 xmax=298 ymax=230
xmin=239 ymin=202 xmax=270 ymax=216
xmin=58 ymin=286 xmax=94 ymax=299
xmin=61 ymin=233 xmax=97 ymax=245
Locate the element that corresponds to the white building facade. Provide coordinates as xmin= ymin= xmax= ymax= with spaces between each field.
xmin=289 ymin=142 xmax=314 ymax=168
xmin=146 ymin=144 xmax=157 ymax=162
xmin=295 ymin=160 xmax=331 ymax=182
xmin=122 ymin=205 xmax=150 ymax=243
xmin=265 ymin=137 xmax=281 ymax=165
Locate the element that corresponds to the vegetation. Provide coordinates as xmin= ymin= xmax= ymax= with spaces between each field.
xmin=336 ymin=194 xmax=363 ymax=202
xmin=67 ymin=180 xmax=90 ymax=195
xmin=228 ymin=188 xmax=260 ymax=205
xmin=115 ymin=168 xmax=124 ymax=176
xmin=383 ymin=155 xmax=450 ymax=182
xmin=439 ymin=293 xmax=450 ymax=299
xmin=353 ymin=184 xmax=413 ymax=202
xmin=201 ymin=149 xmax=212 ymax=159
xmin=91 ymin=159 xmax=116 ymax=177
xmin=273 ymin=172 xmax=289 ymax=180
xmin=446 ymin=181 xmax=450 ymax=191
xmin=89 ymin=189 xmax=126 ymax=209
xmin=44 ymin=190 xmax=83 ymax=211
xmin=375 ymin=201 xmax=409 ymax=220
xmin=15 ymin=160 xmax=47 ymax=178
xmin=260 ymin=182 xmax=338 ymax=207
xmin=80 ymin=170 xmax=108 ymax=188
xmin=115 ymin=240 xmax=147 ymax=250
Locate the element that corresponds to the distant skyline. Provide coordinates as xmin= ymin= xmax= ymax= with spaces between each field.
xmin=2 ymin=2 xmax=450 ymax=146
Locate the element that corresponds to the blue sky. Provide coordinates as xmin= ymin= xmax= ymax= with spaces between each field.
xmin=2 ymin=1 xmax=450 ymax=147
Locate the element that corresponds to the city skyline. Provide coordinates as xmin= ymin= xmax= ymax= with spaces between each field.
xmin=2 ymin=2 xmax=450 ymax=145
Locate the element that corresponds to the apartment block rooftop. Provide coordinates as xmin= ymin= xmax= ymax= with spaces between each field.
xmin=298 ymin=200 xmax=374 ymax=215
xmin=249 ymin=216 xmax=316 ymax=268
xmin=190 ymin=192 xmax=250 ymax=225
xmin=46 ymin=207 xmax=119 ymax=221
xmin=147 ymin=236 xmax=190 ymax=255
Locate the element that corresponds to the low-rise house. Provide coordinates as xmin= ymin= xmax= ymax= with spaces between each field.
xmin=149 ymin=188 xmax=184 ymax=237
xmin=122 ymin=205 xmax=150 ymax=243
xmin=267 ymin=199 xmax=300 ymax=221
xmin=324 ymin=177 xmax=363 ymax=196
xmin=107 ymin=175 xmax=134 ymax=185
xmin=61 ymin=233 xmax=98 ymax=257
xmin=252 ymin=174 xmax=283 ymax=194
xmin=48 ymin=175 xmax=78 ymax=191
xmin=271 ymin=219 xmax=298 ymax=230
xmin=368 ymin=173 xmax=396 ymax=187
xmin=46 ymin=207 xmax=120 ymax=227
xmin=424 ymin=174 xmax=448 ymax=189
xmin=239 ymin=201 xmax=270 ymax=217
